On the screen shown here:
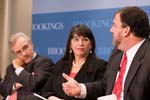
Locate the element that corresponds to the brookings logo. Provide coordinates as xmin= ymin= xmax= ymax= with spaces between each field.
xmin=48 ymin=47 xmax=66 ymax=55
xmin=73 ymin=19 xmax=112 ymax=28
xmin=32 ymin=22 xmax=64 ymax=30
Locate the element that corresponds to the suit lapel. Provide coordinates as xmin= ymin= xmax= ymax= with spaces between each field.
xmin=74 ymin=64 xmax=87 ymax=81
xmin=124 ymin=39 xmax=149 ymax=93
xmin=124 ymin=56 xmax=141 ymax=93
xmin=63 ymin=61 xmax=72 ymax=75
xmin=106 ymin=52 xmax=123 ymax=94
xmin=24 ymin=54 xmax=39 ymax=72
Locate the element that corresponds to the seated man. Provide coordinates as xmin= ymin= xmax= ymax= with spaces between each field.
xmin=1 ymin=32 xmax=54 ymax=100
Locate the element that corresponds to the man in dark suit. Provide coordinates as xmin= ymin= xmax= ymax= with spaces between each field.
xmin=62 ymin=6 xmax=150 ymax=100
xmin=0 ymin=77 xmax=8 ymax=97
xmin=0 ymin=32 xmax=54 ymax=100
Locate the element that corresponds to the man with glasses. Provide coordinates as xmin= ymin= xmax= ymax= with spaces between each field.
xmin=0 ymin=32 xmax=54 ymax=100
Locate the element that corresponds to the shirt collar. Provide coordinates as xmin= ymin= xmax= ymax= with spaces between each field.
xmin=32 ymin=52 xmax=37 ymax=59
xmin=126 ymin=39 xmax=145 ymax=61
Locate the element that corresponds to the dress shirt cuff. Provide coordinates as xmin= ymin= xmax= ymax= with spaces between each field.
xmin=12 ymin=84 xmax=16 ymax=90
xmin=75 ymin=83 xmax=87 ymax=99
xmin=15 ymin=67 xmax=24 ymax=76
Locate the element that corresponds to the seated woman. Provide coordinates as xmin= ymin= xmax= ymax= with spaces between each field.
xmin=28 ymin=24 xmax=107 ymax=100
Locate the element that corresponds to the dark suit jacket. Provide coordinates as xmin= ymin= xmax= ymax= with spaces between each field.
xmin=41 ymin=56 xmax=107 ymax=100
xmin=85 ymin=38 xmax=150 ymax=100
xmin=0 ymin=79 xmax=8 ymax=97
xmin=1 ymin=54 xmax=54 ymax=100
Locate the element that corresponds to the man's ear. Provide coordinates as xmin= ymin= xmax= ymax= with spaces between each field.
xmin=123 ymin=26 xmax=130 ymax=37
xmin=29 ymin=40 xmax=32 ymax=44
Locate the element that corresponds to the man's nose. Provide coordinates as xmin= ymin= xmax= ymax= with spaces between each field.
xmin=21 ymin=51 xmax=27 ymax=56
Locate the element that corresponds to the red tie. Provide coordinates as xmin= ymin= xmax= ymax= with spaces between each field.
xmin=112 ymin=52 xmax=127 ymax=100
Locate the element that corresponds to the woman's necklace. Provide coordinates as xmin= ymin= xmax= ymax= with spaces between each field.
xmin=72 ymin=60 xmax=85 ymax=67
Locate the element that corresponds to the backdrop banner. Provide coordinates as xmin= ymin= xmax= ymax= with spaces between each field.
xmin=32 ymin=0 xmax=150 ymax=62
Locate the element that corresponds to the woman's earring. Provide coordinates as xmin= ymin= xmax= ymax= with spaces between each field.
xmin=70 ymin=49 xmax=72 ymax=53
xmin=90 ymin=50 xmax=92 ymax=54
